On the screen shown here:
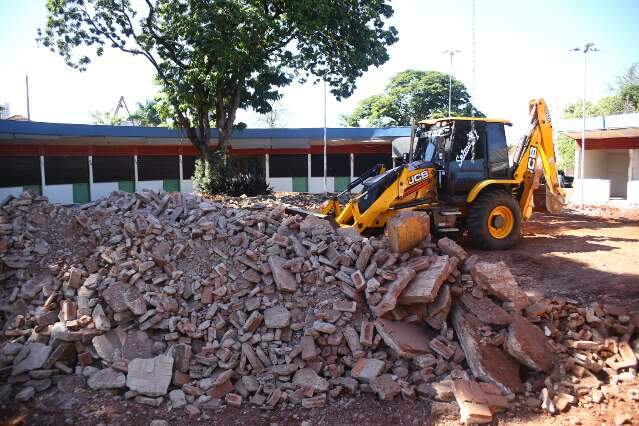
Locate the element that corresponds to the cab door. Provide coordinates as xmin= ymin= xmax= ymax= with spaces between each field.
xmin=444 ymin=121 xmax=487 ymax=197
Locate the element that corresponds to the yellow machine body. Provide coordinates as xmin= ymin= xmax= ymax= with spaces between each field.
xmin=319 ymin=98 xmax=566 ymax=249
xmin=321 ymin=165 xmax=438 ymax=232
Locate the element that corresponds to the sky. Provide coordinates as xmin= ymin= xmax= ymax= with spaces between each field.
xmin=1 ymin=0 xmax=638 ymax=140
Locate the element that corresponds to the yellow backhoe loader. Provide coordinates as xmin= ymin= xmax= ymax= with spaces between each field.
xmin=320 ymin=98 xmax=565 ymax=249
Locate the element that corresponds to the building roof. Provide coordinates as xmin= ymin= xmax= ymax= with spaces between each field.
xmin=555 ymin=112 xmax=639 ymax=149
xmin=0 ymin=119 xmax=410 ymax=145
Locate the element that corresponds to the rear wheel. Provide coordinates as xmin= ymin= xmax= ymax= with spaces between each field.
xmin=466 ymin=190 xmax=521 ymax=250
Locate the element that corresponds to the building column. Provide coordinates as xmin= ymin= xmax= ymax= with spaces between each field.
xmin=350 ymin=153 xmax=355 ymax=180
xmin=88 ymin=155 xmax=94 ymax=201
xmin=133 ymin=155 xmax=139 ymax=191
xmin=265 ymin=154 xmax=270 ymax=180
xmin=178 ymin=154 xmax=184 ymax=192
xmin=40 ymin=155 xmax=46 ymax=192
xmin=307 ymin=154 xmax=312 ymax=191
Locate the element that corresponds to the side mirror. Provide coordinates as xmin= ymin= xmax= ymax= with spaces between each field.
xmin=402 ymin=153 xmax=410 ymax=163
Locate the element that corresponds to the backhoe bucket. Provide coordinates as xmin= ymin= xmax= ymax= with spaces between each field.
xmin=544 ymin=186 xmax=566 ymax=214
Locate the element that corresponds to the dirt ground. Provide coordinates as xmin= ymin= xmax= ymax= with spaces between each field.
xmin=2 ymin=201 xmax=639 ymax=426
xmin=471 ymin=204 xmax=639 ymax=310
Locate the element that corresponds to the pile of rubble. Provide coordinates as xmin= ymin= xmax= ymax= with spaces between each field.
xmin=0 ymin=190 xmax=637 ymax=424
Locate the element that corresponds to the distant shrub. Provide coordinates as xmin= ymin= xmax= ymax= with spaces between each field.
xmin=226 ymin=172 xmax=272 ymax=196
xmin=192 ymin=154 xmax=272 ymax=196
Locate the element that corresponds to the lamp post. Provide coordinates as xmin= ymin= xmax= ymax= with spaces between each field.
xmin=443 ymin=50 xmax=461 ymax=117
xmin=570 ymin=43 xmax=599 ymax=208
xmin=323 ymin=78 xmax=328 ymax=195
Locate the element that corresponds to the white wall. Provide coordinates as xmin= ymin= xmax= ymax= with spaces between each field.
xmin=607 ymin=151 xmax=629 ymax=198
xmin=91 ymin=182 xmax=118 ymax=201
xmin=181 ymin=179 xmax=194 ymax=194
xmin=628 ymin=149 xmax=639 ymax=202
xmin=268 ymin=177 xmax=292 ymax=192
xmin=0 ymin=187 xmax=24 ymax=200
xmin=43 ymin=184 xmax=74 ymax=204
xmin=309 ymin=177 xmax=334 ymax=193
xmin=575 ymin=149 xmax=608 ymax=179
xmin=570 ymin=179 xmax=611 ymax=204
xmin=628 ymin=181 xmax=639 ymax=203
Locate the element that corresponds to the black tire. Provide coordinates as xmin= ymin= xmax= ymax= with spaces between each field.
xmin=466 ymin=190 xmax=522 ymax=250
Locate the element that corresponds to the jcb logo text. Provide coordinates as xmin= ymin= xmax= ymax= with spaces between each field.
xmin=408 ymin=171 xmax=429 ymax=186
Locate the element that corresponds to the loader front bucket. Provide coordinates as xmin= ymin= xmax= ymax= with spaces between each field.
xmin=284 ymin=206 xmax=340 ymax=229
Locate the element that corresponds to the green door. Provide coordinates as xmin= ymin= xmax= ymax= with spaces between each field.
xmin=292 ymin=176 xmax=308 ymax=192
xmin=163 ymin=179 xmax=180 ymax=193
xmin=334 ymin=176 xmax=351 ymax=192
xmin=73 ymin=183 xmax=90 ymax=203
xmin=118 ymin=181 xmax=135 ymax=193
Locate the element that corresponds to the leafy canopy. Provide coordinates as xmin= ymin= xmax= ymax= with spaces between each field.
xmin=563 ymin=62 xmax=639 ymax=118
xmin=344 ymin=70 xmax=481 ymax=127
xmin=39 ymin=0 xmax=398 ymax=159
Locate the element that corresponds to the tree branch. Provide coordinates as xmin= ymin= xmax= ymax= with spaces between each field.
xmin=143 ymin=0 xmax=188 ymax=69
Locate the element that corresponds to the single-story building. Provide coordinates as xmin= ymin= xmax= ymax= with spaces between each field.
xmin=556 ymin=113 xmax=639 ymax=203
xmin=0 ymin=120 xmax=409 ymax=204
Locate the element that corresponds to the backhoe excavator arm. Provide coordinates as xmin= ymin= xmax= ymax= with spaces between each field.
xmin=511 ymin=98 xmax=566 ymax=219
xmin=466 ymin=98 xmax=565 ymax=220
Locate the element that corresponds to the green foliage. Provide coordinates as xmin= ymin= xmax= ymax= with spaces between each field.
xmin=128 ymin=98 xmax=168 ymax=127
xmin=192 ymin=156 xmax=228 ymax=196
xmin=90 ymin=110 xmax=125 ymax=125
xmin=561 ymin=99 xmax=600 ymax=119
xmin=192 ymin=155 xmax=271 ymax=197
xmin=556 ymin=133 xmax=575 ymax=172
xmin=344 ymin=70 xmax=482 ymax=127
xmin=563 ymin=63 xmax=639 ymax=118
xmin=226 ymin=173 xmax=272 ymax=197
xmin=616 ymin=62 xmax=639 ymax=110
xmin=38 ymin=0 xmax=398 ymax=177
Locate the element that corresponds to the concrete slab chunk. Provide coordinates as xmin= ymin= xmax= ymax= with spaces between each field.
xmin=351 ymin=358 xmax=385 ymax=382
xmin=103 ymin=281 xmax=141 ymax=313
xmin=92 ymin=329 xmax=127 ymax=363
xmin=267 ymin=255 xmax=297 ymax=293
xmin=126 ymin=354 xmax=174 ymax=396
xmin=12 ymin=343 xmax=51 ymax=375
xmin=371 ymin=267 xmax=416 ymax=317
xmin=87 ymin=367 xmax=126 ymax=390
xmin=505 ymin=315 xmax=555 ymax=372
xmin=470 ymin=262 xmax=529 ymax=309
xmin=437 ymin=237 xmax=468 ymax=261
xmin=459 ymin=294 xmax=512 ymax=326
xmin=264 ymin=305 xmax=291 ymax=328
xmin=293 ymin=368 xmax=329 ymax=392
xmin=451 ymin=306 xmax=522 ymax=394
xmin=375 ymin=318 xmax=432 ymax=359
xmin=399 ymin=256 xmax=452 ymax=305
xmin=122 ymin=330 xmax=154 ymax=360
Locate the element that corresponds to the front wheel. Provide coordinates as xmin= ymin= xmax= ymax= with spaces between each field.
xmin=466 ymin=190 xmax=522 ymax=250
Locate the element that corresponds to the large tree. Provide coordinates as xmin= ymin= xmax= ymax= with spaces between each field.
xmin=344 ymin=70 xmax=481 ymax=127
xmin=39 ymin=0 xmax=397 ymax=188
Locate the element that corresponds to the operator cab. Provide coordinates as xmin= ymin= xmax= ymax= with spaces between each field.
xmin=414 ymin=117 xmax=512 ymax=204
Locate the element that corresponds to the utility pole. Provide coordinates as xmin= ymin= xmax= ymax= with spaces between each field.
xmin=25 ymin=75 xmax=31 ymax=120
xmin=570 ymin=43 xmax=599 ymax=208
xmin=442 ymin=50 xmax=461 ymax=117
xmin=323 ymin=78 xmax=328 ymax=195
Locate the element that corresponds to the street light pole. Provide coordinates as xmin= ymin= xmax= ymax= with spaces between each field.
xmin=570 ymin=43 xmax=599 ymax=208
xmin=323 ymin=78 xmax=328 ymax=195
xmin=443 ymin=50 xmax=461 ymax=117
